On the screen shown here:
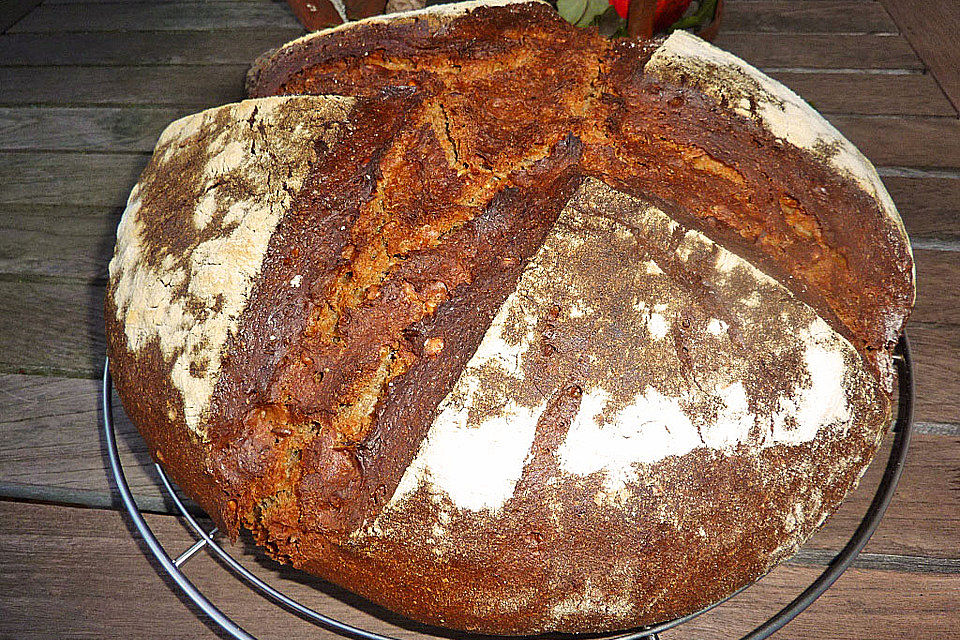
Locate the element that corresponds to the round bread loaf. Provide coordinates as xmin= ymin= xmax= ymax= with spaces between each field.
xmin=106 ymin=0 xmax=915 ymax=634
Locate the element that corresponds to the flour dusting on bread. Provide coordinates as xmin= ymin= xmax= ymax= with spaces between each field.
xmin=109 ymin=96 xmax=354 ymax=435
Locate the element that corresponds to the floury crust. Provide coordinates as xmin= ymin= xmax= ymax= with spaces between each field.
xmin=336 ymin=180 xmax=888 ymax=632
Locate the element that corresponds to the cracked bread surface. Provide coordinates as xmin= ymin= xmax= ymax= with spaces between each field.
xmin=107 ymin=1 xmax=914 ymax=634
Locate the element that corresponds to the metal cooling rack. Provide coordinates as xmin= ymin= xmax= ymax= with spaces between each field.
xmin=102 ymin=335 xmax=915 ymax=640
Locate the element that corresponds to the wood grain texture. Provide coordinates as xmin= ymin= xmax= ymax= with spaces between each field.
xmin=723 ymin=0 xmax=898 ymax=34
xmin=0 ymin=107 xmax=189 ymax=152
xmin=0 ymin=204 xmax=952 ymax=291
xmin=0 ymin=215 xmax=954 ymax=387
xmin=8 ymin=108 xmax=958 ymax=158
xmin=0 ymin=1 xmax=956 ymax=637
xmin=912 ymin=250 xmax=960 ymax=326
xmin=909 ymin=322 xmax=960 ymax=425
xmin=10 ymin=0 xmax=299 ymax=32
xmin=830 ymin=116 xmax=960 ymax=168
xmin=0 ymin=207 xmax=952 ymax=289
xmin=0 ymin=30 xmax=302 ymax=65
xmin=0 ymin=174 xmax=948 ymax=288
xmin=0 ymin=30 xmax=914 ymax=71
xmin=0 ymin=501 xmax=957 ymax=640
xmin=0 ymin=205 xmax=119 ymax=280
xmin=0 ymin=152 xmax=148 ymax=206
xmin=805 ymin=432 xmax=960 ymax=559
xmin=7 ymin=0 xmax=895 ymax=34
xmin=16 ymin=275 xmax=960 ymax=385
xmin=0 ymin=280 xmax=105 ymax=377
xmin=879 ymin=0 xmax=960 ymax=112
xmin=0 ymin=142 xmax=953 ymax=217
xmin=0 ymin=0 xmax=41 ymax=32
xmin=0 ymin=67 xmax=944 ymax=116
xmin=768 ymin=71 xmax=954 ymax=116
xmin=715 ymin=33 xmax=922 ymax=70
xmin=0 ymin=374 xmax=185 ymax=511
xmin=883 ymin=175 xmax=960 ymax=240
xmin=0 ymin=66 xmax=251 ymax=106
xmin=0 ymin=171 xmax=953 ymax=287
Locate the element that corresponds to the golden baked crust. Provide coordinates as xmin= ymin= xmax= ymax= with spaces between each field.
xmin=107 ymin=1 xmax=914 ymax=634
xmin=249 ymin=0 xmax=913 ymax=390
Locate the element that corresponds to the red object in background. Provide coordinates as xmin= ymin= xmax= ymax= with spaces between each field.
xmin=611 ymin=0 xmax=694 ymax=29
xmin=653 ymin=0 xmax=693 ymax=31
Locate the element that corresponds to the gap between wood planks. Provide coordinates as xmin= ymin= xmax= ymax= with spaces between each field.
xmin=879 ymin=0 xmax=960 ymax=113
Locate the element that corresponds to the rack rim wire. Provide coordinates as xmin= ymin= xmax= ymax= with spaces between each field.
xmin=102 ymin=334 xmax=916 ymax=640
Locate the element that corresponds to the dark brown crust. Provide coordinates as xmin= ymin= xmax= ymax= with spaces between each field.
xmin=106 ymin=2 xmax=915 ymax=635
xmin=248 ymin=1 xmax=913 ymax=391
xmin=199 ymin=89 xmax=422 ymax=537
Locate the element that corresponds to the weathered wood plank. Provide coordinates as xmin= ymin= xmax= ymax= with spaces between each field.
xmin=0 ymin=205 xmax=120 ymax=280
xmin=27 ymin=162 xmax=957 ymax=228
xmin=673 ymin=565 xmax=960 ymax=639
xmin=0 ymin=79 xmax=948 ymax=154
xmin=0 ymin=178 xmax=953 ymax=284
xmin=883 ymin=175 xmax=960 ymax=240
xmin=0 ymin=0 xmax=41 ymax=32
xmin=1 ymin=366 xmax=957 ymax=558
xmin=0 ymin=30 xmax=302 ymax=65
xmin=10 ymin=0 xmax=298 ymax=32
xmin=805 ymin=431 xmax=960 ymax=558
xmin=0 ymin=152 xmax=147 ymax=206
xmin=0 ymin=280 xmax=105 ymax=377
xmin=912 ymin=250 xmax=960 ymax=326
xmin=3 ymin=157 xmax=955 ymax=220
xmin=0 ymin=107 xmax=187 ymax=152
xmin=0 ymin=207 xmax=951 ymax=290
xmin=723 ymin=0 xmax=899 ymax=34
xmin=0 ymin=66 xmax=250 ymax=106
xmin=716 ymin=33 xmax=922 ymax=70
xmin=879 ymin=0 xmax=960 ymax=113
xmin=769 ymin=71 xmax=948 ymax=116
xmin=0 ymin=169 xmax=955 ymax=383
xmin=830 ymin=115 xmax=960 ymax=168
xmin=0 ymin=375 xmax=176 ymax=508
xmin=909 ymin=322 xmax=960 ymax=425
xmin=0 ymin=170 xmax=953 ymax=284
xmin=44 ymin=0 xmax=276 ymax=3
xmin=1 ymin=501 xmax=957 ymax=640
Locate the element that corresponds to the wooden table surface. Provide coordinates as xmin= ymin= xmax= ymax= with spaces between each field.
xmin=0 ymin=0 xmax=957 ymax=637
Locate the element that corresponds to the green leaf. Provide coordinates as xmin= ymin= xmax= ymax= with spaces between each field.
xmin=558 ymin=0 xmax=611 ymax=28
xmin=669 ymin=0 xmax=719 ymax=32
xmin=578 ymin=0 xmax=610 ymax=26
xmin=557 ymin=0 xmax=589 ymax=25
